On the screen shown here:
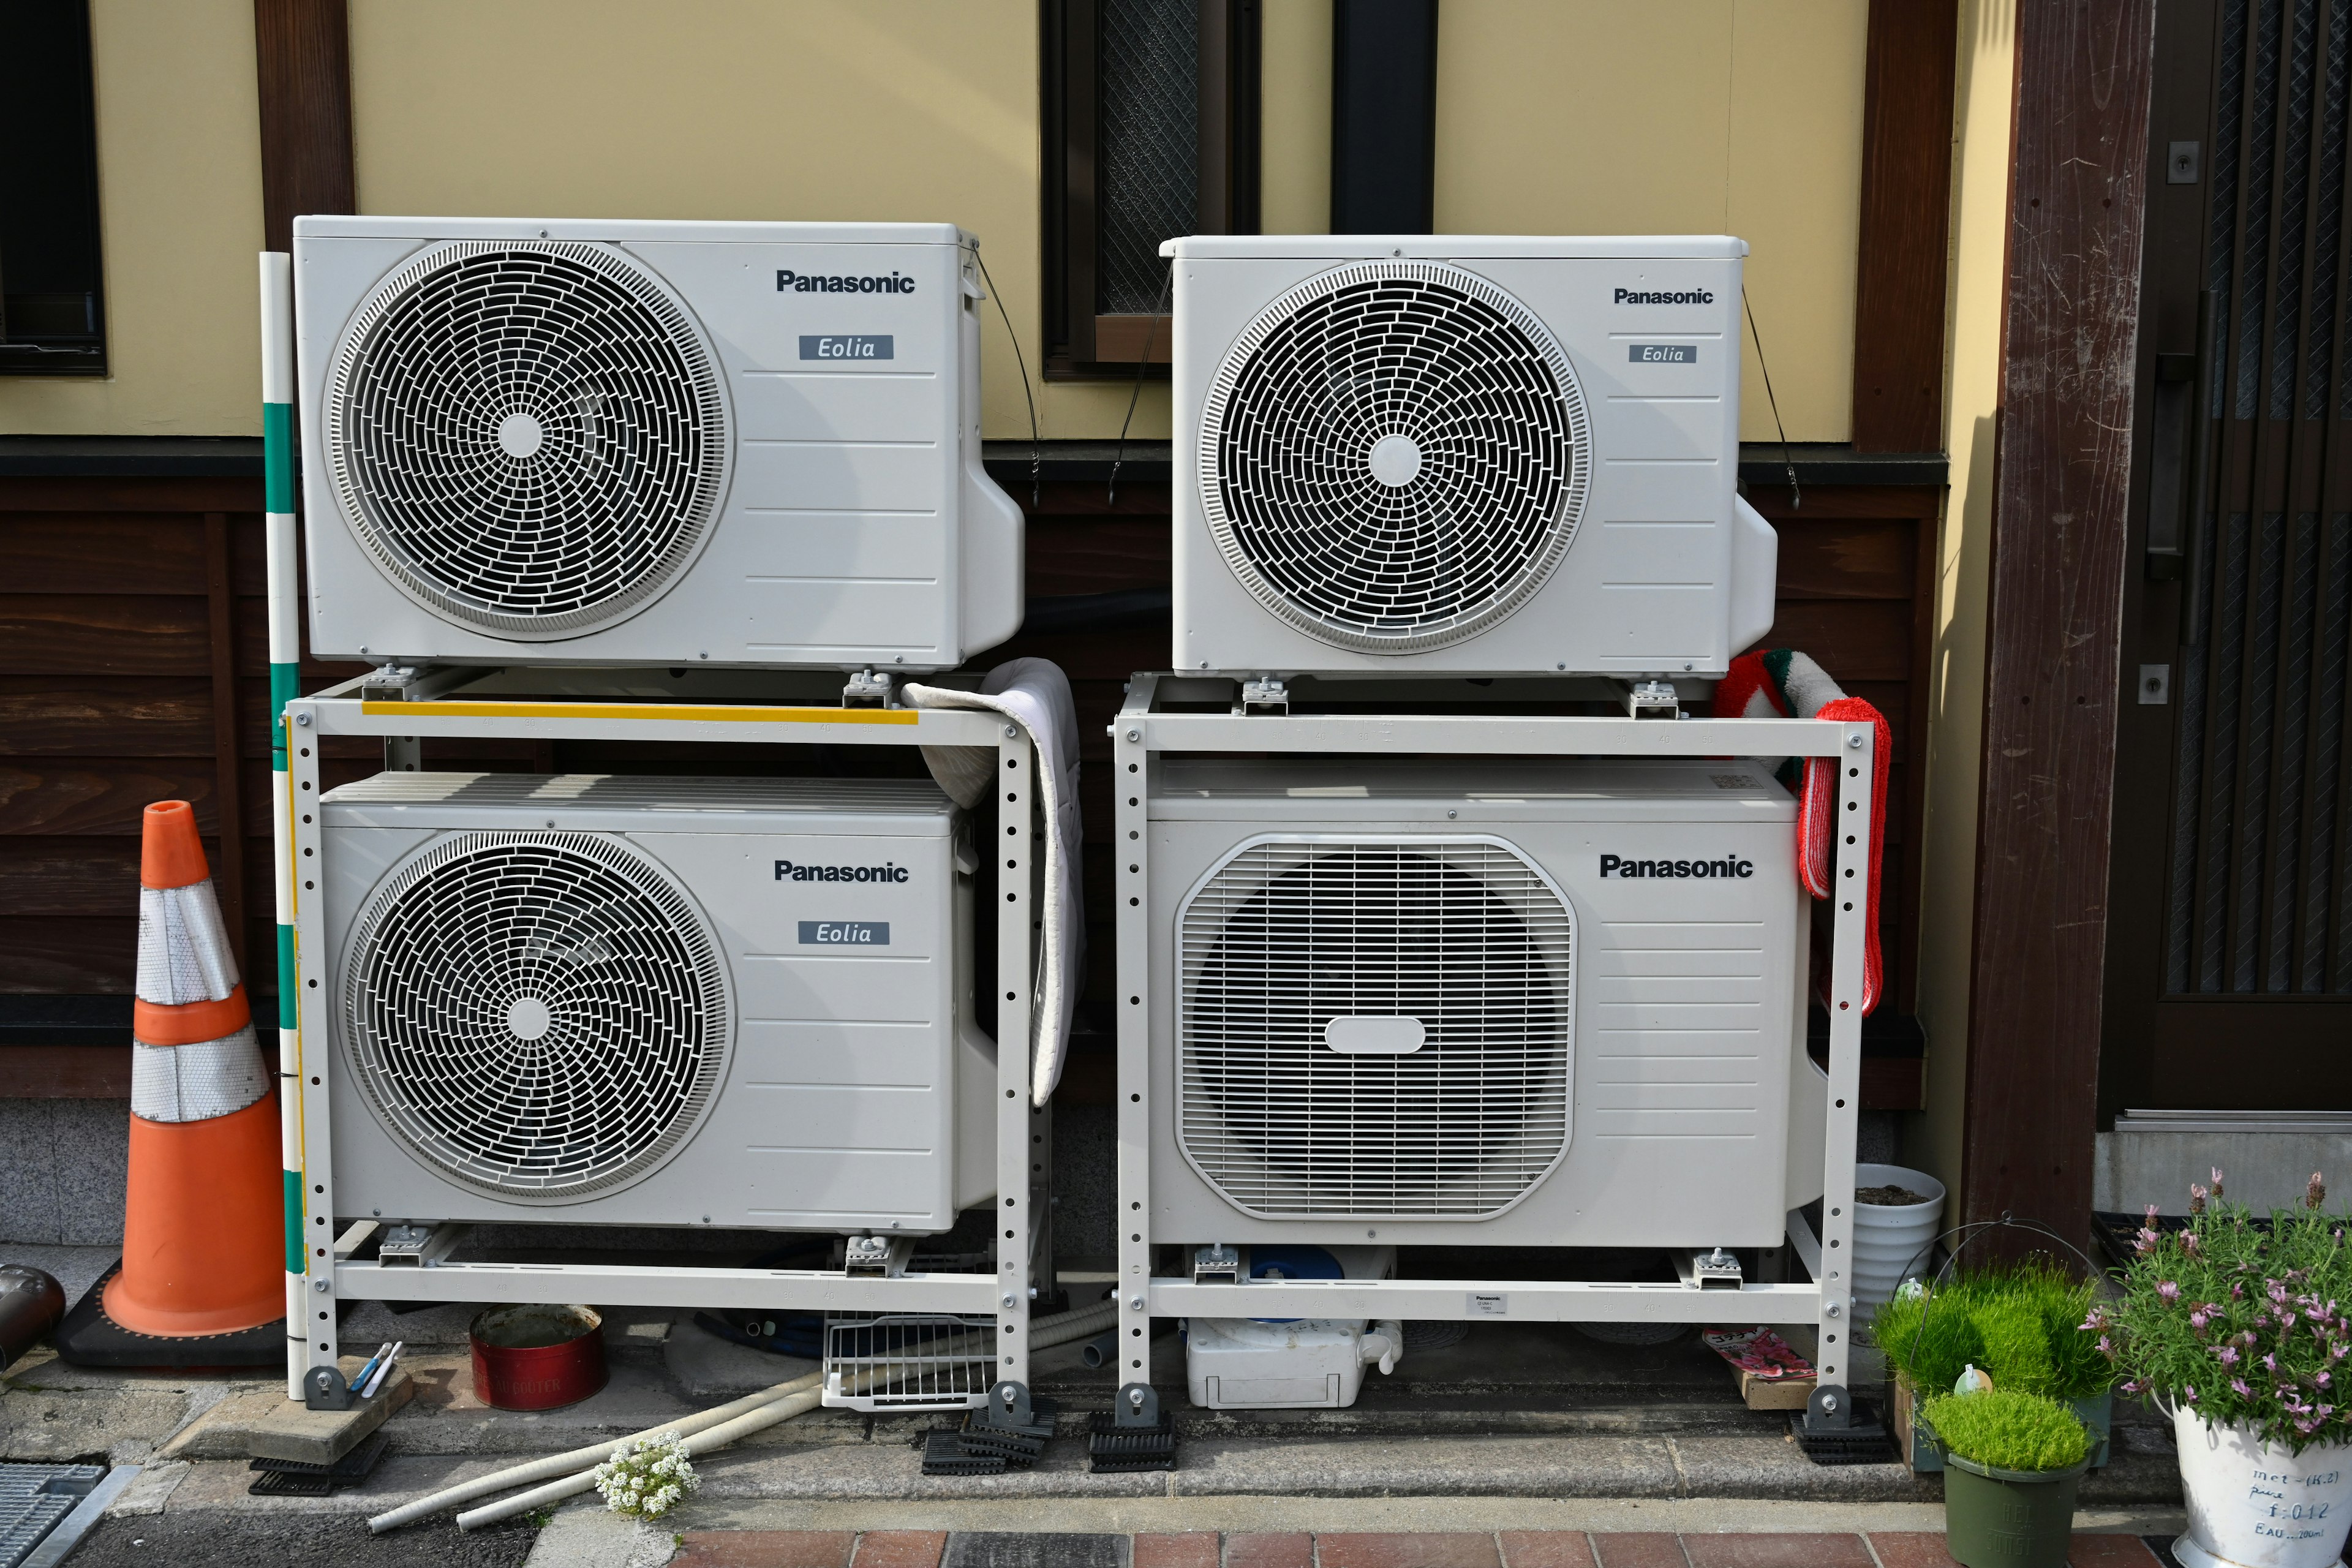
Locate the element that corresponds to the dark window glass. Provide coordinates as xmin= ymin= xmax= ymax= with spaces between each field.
xmin=1098 ymin=0 xmax=1197 ymax=314
xmin=0 ymin=0 xmax=107 ymax=377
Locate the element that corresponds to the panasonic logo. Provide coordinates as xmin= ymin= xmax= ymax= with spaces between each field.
xmin=777 ymin=270 xmax=916 ymax=295
xmin=774 ymin=860 xmax=910 ymax=883
xmin=1613 ymin=287 xmax=1714 ymax=305
xmin=1599 ymin=854 xmax=1755 ymax=879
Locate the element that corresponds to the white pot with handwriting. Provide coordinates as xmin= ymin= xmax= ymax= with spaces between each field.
xmin=2174 ymin=1404 xmax=2352 ymax=1568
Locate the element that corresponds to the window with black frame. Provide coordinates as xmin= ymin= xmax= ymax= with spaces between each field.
xmin=0 ymin=0 xmax=107 ymax=377
xmin=1042 ymin=0 xmax=1259 ymax=377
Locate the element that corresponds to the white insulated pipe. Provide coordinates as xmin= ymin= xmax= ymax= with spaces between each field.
xmin=380 ymin=1295 xmax=1115 ymax=1534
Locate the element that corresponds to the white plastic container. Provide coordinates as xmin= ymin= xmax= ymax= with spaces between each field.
xmin=1184 ymin=1316 xmax=1403 ymax=1409
xmin=1851 ymin=1162 xmax=1945 ymax=1320
xmin=2173 ymin=1404 xmax=2352 ymax=1568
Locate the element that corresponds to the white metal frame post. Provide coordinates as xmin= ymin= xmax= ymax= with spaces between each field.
xmin=284 ymin=687 xmax=1041 ymax=1403
xmin=1111 ymin=674 xmax=1875 ymax=1425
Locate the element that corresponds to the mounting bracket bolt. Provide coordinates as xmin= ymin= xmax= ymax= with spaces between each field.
xmin=312 ymin=1279 xmax=328 ymax=1294
xmin=1825 ymin=1301 xmax=1843 ymax=1318
xmin=1001 ymin=1294 xmax=1016 ymax=1308
xmin=1820 ymin=1392 xmax=1841 ymax=1414
xmin=293 ymin=712 xmax=311 ymax=727
xmin=1847 ymin=734 xmax=1863 ymax=748
xmin=1129 ymin=1296 xmax=1146 ymax=1311
xmin=1125 ymin=728 xmax=1141 ymax=742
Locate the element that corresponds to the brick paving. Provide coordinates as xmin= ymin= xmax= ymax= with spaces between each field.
xmin=668 ymin=1530 xmax=2172 ymax=1567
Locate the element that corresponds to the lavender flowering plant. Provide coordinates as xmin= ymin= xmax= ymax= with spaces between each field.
xmin=2093 ymin=1169 xmax=2352 ymax=1453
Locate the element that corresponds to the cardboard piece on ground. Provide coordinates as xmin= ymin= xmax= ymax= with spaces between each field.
xmin=1736 ymin=1365 xmax=1817 ymax=1410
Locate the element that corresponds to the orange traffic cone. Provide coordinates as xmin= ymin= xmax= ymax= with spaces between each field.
xmin=98 ymin=802 xmax=284 ymax=1340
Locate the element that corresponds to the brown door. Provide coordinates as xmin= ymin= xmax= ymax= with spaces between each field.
xmin=2103 ymin=0 xmax=2352 ymax=1113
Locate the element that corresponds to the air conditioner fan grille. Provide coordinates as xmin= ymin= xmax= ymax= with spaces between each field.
xmin=1178 ymin=841 xmax=1574 ymax=1218
xmin=1199 ymin=262 xmax=1589 ymax=654
xmin=343 ymin=832 xmax=729 ymax=1199
xmin=326 ymin=241 xmax=728 ymax=637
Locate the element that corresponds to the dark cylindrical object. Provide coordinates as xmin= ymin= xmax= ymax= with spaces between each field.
xmin=0 ymin=1267 xmax=66 ymax=1370
xmin=470 ymin=1304 xmax=607 ymax=1411
xmin=1079 ymin=1329 xmax=1118 ymax=1370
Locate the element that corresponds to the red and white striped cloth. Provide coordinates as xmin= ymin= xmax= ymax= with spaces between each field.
xmin=1712 ymin=649 xmax=1889 ymax=1016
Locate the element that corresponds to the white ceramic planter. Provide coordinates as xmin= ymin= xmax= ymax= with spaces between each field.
xmin=1852 ymin=1161 xmax=1945 ymax=1320
xmin=2173 ymin=1403 xmax=2352 ymax=1568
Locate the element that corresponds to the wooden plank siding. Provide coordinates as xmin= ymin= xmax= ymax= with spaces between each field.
xmin=0 ymin=470 xmax=1939 ymax=1110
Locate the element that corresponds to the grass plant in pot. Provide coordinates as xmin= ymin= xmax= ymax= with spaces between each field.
xmin=2097 ymin=1171 xmax=2352 ymax=1568
xmin=1919 ymin=1386 xmax=2094 ymax=1568
xmin=1873 ymin=1262 xmax=2114 ymax=1472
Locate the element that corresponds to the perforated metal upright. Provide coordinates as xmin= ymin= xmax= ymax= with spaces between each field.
xmin=281 ymin=677 xmax=1049 ymax=1401
xmin=1110 ymin=674 xmax=1875 ymax=1430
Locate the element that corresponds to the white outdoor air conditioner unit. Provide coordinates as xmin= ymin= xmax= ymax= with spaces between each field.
xmin=1166 ymin=235 xmax=1777 ymax=677
xmin=293 ymin=218 xmax=1022 ymax=671
xmin=1147 ymin=758 xmax=1826 ymax=1250
xmin=318 ymin=772 xmax=998 ymax=1233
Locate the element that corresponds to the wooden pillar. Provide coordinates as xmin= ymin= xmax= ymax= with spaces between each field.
xmin=203 ymin=512 xmax=247 ymax=974
xmin=1850 ymin=0 xmax=1961 ymax=454
xmin=254 ymin=0 xmax=355 ymax=254
xmin=1961 ymin=1 xmax=2157 ymax=1241
xmin=1330 ymin=0 xmax=1438 ymax=235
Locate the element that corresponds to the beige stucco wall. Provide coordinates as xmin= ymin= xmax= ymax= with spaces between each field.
xmin=4 ymin=3 xmax=1873 ymax=447
xmin=1907 ymin=0 xmax=2016 ymax=1200
xmin=345 ymin=0 xmax=1163 ymax=442
xmin=1259 ymin=0 xmax=1333 ymax=235
xmin=0 ymin=0 xmax=265 ymax=437
xmin=1434 ymin=0 xmax=1870 ymax=443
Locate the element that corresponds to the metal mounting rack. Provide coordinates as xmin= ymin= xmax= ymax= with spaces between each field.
xmin=1109 ymin=673 xmax=1874 ymax=1431
xmin=280 ymin=671 xmax=1051 ymax=1403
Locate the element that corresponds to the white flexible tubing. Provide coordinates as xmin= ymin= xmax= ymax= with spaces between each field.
xmin=401 ymin=1295 xmax=1115 ymax=1534
xmin=367 ymin=1372 xmax=821 ymax=1533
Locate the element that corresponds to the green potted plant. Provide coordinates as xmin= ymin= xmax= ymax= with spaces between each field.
xmin=1917 ymin=1386 xmax=2093 ymax=1568
xmin=1872 ymin=1262 xmax=2113 ymax=1472
xmin=2095 ymin=1170 xmax=2352 ymax=1568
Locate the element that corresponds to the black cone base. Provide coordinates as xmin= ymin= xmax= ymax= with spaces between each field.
xmin=53 ymin=1261 xmax=286 ymax=1369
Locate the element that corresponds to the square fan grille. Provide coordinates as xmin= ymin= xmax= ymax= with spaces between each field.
xmin=1177 ymin=839 xmax=1574 ymax=1218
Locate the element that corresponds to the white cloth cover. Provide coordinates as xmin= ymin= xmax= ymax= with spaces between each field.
xmin=130 ymin=1027 xmax=270 ymax=1123
xmin=135 ymin=879 xmax=239 ymax=1005
xmin=901 ymin=659 xmax=1084 ymax=1107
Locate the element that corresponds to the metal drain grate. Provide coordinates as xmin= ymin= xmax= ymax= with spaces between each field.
xmin=0 ymin=1464 xmax=101 ymax=1568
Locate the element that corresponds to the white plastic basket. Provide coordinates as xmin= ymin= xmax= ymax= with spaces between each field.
xmin=820 ymin=1314 xmax=997 ymax=1412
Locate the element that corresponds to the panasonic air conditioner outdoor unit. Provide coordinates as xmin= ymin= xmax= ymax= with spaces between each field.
xmin=1146 ymin=758 xmax=1826 ymax=1250
xmin=293 ymin=218 xmax=1022 ymax=671
xmin=318 ymin=772 xmax=997 ymax=1233
xmin=1166 ymin=236 xmax=1777 ymax=678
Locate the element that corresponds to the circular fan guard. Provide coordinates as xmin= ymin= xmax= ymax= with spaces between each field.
xmin=344 ymin=832 xmax=731 ymax=1201
xmin=1199 ymin=262 xmax=1589 ymax=654
xmin=1177 ymin=841 xmax=1574 ymax=1218
xmin=326 ymin=241 xmax=730 ymax=639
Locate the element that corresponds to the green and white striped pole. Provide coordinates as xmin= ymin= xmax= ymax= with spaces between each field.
xmin=260 ymin=251 xmax=305 ymax=1401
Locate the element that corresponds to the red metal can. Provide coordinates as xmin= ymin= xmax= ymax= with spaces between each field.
xmin=469 ymin=1303 xmax=607 ymax=1411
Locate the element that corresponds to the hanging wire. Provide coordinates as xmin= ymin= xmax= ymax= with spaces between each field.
xmin=970 ymin=245 xmax=1041 ymax=510
xmin=1107 ymin=260 xmax=1174 ymax=508
xmin=1743 ymin=290 xmax=1801 ymax=510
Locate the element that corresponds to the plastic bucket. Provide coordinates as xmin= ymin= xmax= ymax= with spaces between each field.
xmin=2173 ymin=1403 xmax=2352 ymax=1568
xmin=1942 ymin=1450 xmax=2087 ymax=1568
xmin=470 ymin=1303 xmax=607 ymax=1411
xmin=1852 ymin=1162 xmax=1945 ymax=1320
